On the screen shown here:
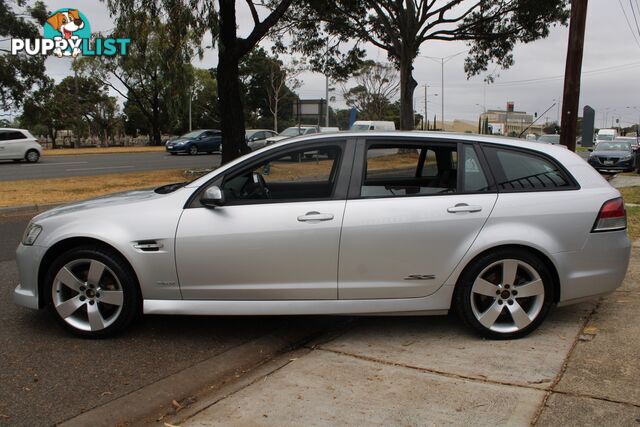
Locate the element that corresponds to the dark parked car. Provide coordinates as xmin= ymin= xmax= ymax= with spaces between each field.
xmin=587 ymin=140 xmax=638 ymax=173
xmin=166 ymin=129 xmax=222 ymax=155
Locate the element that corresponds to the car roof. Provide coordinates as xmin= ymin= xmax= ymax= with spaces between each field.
xmin=0 ymin=128 xmax=29 ymax=132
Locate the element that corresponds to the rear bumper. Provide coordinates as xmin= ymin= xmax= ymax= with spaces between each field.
xmin=554 ymin=230 xmax=630 ymax=303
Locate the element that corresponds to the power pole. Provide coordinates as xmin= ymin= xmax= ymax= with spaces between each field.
xmin=441 ymin=59 xmax=444 ymax=130
xmin=559 ymin=0 xmax=588 ymax=151
xmin=424 ymin=85 xmax=428 ymax=130
xmin=325 ymin=75 xmax=329 ymax=127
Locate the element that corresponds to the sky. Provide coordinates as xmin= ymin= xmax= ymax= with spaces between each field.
xmin=12 ymin=0 xmax=640 ymax=127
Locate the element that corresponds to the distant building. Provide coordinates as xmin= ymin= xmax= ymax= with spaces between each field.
xmin=480 ymin=103 xmax=544 ymax=137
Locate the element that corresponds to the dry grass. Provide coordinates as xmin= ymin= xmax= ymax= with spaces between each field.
xmin=0 ymin=169 xmax=186 ymax=208
xmin=43 ymin=146 xmax=166 ymax=156
xmin=619 ymin=187 xmax=640 ymax=240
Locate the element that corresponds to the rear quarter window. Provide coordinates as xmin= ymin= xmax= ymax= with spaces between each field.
xmin=483 ymin=145 xmax=576 ymax=192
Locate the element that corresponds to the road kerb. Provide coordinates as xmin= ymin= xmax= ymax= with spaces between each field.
xmin=58 ymin=321 xmax=331 ymax=427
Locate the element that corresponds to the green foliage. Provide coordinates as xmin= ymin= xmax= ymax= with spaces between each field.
xmin=0 ymin=0 xmax=47 ymax=109
xmin=20 ymin=76 xmax=120 ymax=146
xmin=74 ymin=11 xmax=200 ymax=144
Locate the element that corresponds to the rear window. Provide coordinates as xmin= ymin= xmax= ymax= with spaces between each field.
xmin=483 ymin=146 xmax=574 ymax=191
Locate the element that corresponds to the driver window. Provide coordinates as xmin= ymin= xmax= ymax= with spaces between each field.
xmin=221 ymin=145 xmax=342 ymax=204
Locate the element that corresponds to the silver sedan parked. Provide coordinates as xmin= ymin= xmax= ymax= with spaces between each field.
xmin=14 ymin=132 xmax=630 ymax=339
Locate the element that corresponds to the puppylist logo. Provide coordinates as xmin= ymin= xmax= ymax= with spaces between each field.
xmin=11 ymin=8 xmax=130 ymax=58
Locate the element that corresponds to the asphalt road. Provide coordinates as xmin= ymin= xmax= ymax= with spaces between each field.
xmin=0 ymin=152 xmax=221 ymax=181
xmin=0 ymin=214 xmax=312 ymax=426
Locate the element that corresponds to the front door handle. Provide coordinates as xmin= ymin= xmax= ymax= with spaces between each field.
xmin=447 ymin=203 xmax=482 ymax=213
xmin=297 ymin=211 xmax=334 ymax=222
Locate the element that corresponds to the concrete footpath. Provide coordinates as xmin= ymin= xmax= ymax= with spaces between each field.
xmin=165 ymin=250 xmax=640 ymax=427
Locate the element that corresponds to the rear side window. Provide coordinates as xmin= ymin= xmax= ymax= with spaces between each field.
xmin=3 ymin=131 xmax=26 ymax=140
xmin=483 ymin=146 xmax=574 ymax=191
xmin=361 ymin=143 xmax=458 ymax=197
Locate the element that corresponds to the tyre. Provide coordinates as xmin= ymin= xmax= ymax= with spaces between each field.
xmin=454 ymin=248 xmax=555 ymax=339
xmin=25 ymin=150 xmax=40 ymax=163
xmin=188 ymin=144 xmax=198 ymax=155
xmin=46 ymin=246 xmax=140 ymax=338
xmin=170 ymin=152 xmax=177 ymax=156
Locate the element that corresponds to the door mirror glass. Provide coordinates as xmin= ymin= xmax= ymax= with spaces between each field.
xmin=201 ymin=185 xmax=225 ymax=208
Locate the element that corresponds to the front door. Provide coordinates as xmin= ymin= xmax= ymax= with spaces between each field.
xmin=176 ymin=140 xmax=353 ymax=300
xmin=338 ymin=139 xmax=498 ymax=299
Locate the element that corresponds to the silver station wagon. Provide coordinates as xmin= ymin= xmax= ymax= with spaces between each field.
xmin=15 ymin=132 xmax=630 ymax=339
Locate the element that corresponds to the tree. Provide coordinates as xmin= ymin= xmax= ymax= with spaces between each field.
xmin=0 ymin=0 xmax=47 ymax=110
xmin=342 ymin=60 xmax=399 ymax=120
xmin=265 ymin=59 xmax=302 ymax=132
xmin=289 ymin=0 xmax=569 ymax=130
xmin=75 ymin=11 xmax=198 ymax=145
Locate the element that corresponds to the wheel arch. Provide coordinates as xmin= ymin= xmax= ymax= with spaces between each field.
xmin=453 ymin=244 xmax=561 ymax=303
xmin=37 ymin=236 xmax=142 ymax=308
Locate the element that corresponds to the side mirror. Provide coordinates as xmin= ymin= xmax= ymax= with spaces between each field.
xmin=201 ymin=186 xmax=225 ymax=208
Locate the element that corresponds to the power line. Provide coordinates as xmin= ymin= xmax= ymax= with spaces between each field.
xmin=490 ymin=61 xmax=640 ymax=87
xmin=619 ymin=0 xmax=640 ymax=50
xmin=629 ymin=0 xmax=640 ymax=38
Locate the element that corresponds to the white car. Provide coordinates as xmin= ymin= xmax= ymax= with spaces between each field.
xmin=264 ymin=126 xmax=320 ymax=145
xmin=0 ymin=128 xmax=42 ymax=163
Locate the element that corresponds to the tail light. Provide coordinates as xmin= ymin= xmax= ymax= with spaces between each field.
xmin=592 ymin=197 xmax=626 ymax=232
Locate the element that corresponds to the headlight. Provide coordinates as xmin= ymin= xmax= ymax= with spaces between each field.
xmin=22 ymin=223 xmax=42 ymax=246
xmin=620 ymin=155 xmax=632 ymax=161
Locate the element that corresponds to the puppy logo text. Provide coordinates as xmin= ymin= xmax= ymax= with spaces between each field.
xmin=11 ymin=8 xmax=130 ymax=58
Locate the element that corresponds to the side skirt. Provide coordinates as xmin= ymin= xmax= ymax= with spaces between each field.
xmin=144 ymin=284 xmax=454 ymax=316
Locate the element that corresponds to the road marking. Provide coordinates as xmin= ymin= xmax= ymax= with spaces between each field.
xmin=21 ymin=161 xmax=89 ymax=166
xmin=65 ymin=165 xmax=135 ymax=172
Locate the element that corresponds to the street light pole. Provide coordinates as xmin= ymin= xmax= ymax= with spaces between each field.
xmin=420 ymin=50 xmax=466 ymax=132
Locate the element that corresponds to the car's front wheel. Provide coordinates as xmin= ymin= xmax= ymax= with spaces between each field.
xmin=454 ymin=248 xmax=554 ymax=339
xmin=46 ymin=246 xmax=140 ymax=338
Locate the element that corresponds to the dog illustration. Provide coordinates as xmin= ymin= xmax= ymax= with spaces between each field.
xmin=46 ymin=9 xmax=85 ymax=57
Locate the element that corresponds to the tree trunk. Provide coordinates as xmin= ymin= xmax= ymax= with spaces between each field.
xmin=217 ymin=0 xmax=249 ymax=165
xmin=273 ymin=97 xmax=278 ymax=132
xmin=399 ymin=54 xmax=417 ymax=131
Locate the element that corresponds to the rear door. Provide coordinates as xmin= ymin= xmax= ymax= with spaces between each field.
xmin=3 ymin=131 xmax=27 ymax=158
xmin=338 ymin=138 xmax=498 ymax=299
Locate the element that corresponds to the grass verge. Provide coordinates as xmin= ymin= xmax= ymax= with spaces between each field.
xmin=619 ymin=187 xmax=640 ymax=241
xmin=0 ymin=169 xmax=187 ymax=208
xmin=43 ymin=146 xmax=166 ymax=156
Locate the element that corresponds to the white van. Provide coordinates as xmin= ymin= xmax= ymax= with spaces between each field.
xmin=350 ymin=121 xmax=396 ymax=131
xmin=596 ymin=129 xmax=617 ymax=142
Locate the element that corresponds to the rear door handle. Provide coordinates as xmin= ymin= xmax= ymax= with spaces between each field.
xmin=447 ymin=203 xmax=482 ymax=213
xmin=297 ymin=211 xmax=334 ymax=222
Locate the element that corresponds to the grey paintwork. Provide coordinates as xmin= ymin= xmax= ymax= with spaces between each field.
xmin=14 ymin=132 xmax=630 ymax=319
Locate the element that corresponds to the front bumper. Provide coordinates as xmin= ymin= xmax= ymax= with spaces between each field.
xmin=588 ymin=157 xmax=635 ymax=171
xmin=14 ymin=243 xmax=48 ymax=310
xmin=166 ymin=144 xmax=189 ymax=153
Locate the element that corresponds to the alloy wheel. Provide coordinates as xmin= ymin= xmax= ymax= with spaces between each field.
xmin=26 ymin=151 xmax=39 ymax=162
xmin=469 ymin=259 xmax=545 ymax=334
xmin=52 ymin=259 xmax=124 ymax=332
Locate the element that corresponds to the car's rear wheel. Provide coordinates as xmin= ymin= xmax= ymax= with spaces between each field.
xmin=46 ymin=246 xmax=140 ymax=338
xmin=189 ymin=144 xmax=198 ymax=155
xmin=25 ymin=149 xmax=40 ymax=163
xmin=454 ymin=248 xmax=554 ymax=339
